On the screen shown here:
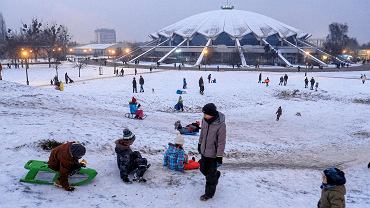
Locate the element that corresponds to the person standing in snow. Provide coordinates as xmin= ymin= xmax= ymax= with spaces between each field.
xmin=48 ymin=142 xmax=87 ymax=191
xmin=64 ymin=73 xmax=69 ymax=84
xmin=264 ymin=77 xmax=270 ymax=87
xmin=183 ymin=78 xmax=187 ymax=89
xmin=362 ymin=74 xmax=367 ymax=84
xmin=315 ymin=82 xmax=319 ymax=91
xmin=279 ymin=76 xmax=284 ymax=85
xmin=310 ymin=77 xmax=316 ymax=90
xmin=198 ymin=103 xmax=226 ymax=201
xmin=175 ymin=96 xmax=184 ymax=111
xmin=276 ymin=106 xmax=282 ymax=121
xmin=305 ymin=77 xmax=309 ymax=88
xmin=0 ymin=63 xmax=3 ymax=80
xmin=115 ymin=129 xmax=150 ymax=183
xmin=317 ymin=168 xmax=346 ymax=208
xmin=199 ymin=76 xmax=204 ymax=95
xmin=283 ymin=74 xmax=288 ymax=86
xmin=120 ymin=69 xmax=124 ymax=76
xmin=132 ymin=77 xmax=137 ymax=93
xmin=134 ymin=68 xmax=137 ymax=75
xmin=258 ymin=73 xmax=262 ymax=83
xmin=139 ymin=75 xmax=145 ymax=93
xmin=208 ymin=74 xmax=212 ymax=83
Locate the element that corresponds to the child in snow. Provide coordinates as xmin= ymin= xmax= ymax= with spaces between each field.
xmin=264 ymin=77 xmax=270 ymax=87
xmin=48 ymin=142 xmax=87 ymax=191
xmin=135 ymin=104 xmax=144 ymax=119
xmin=174 ymin=120 xmax=201 ymax=134
xmin=276 ymin=106 xmax=282 ymax=121
xmin=315 ymin=82 xmax=319 ymax=91
xmin=317 ymin=167 xmax=346 ymax=208
xmin=129 ymin=97 xmax=138 ymax=114
xmin=115 ymin=129 xmax=150 ymax=183
xmin=163 ymin=133 xmax=200 ymax=172
xmin=174 ymin=96 xmax=184 ymax=111
xmin=362 ymin=74 xmax=367 ymax=84
xmin=279 ymin=76 xmax=284 ymax=85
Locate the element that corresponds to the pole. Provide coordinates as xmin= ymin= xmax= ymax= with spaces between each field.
xmin=25 ymin=59 xmax=29 ymax=85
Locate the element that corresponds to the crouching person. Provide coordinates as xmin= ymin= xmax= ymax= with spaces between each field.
xmin=318 ymin=167 xmax=346 ymax=208
xmin=163 ymin=133 xmax=199 ymax=172
xmin=115 ymin=129 xmax=150 ymax=183
xmin=48 ymin=142 xmax=86 ymax=191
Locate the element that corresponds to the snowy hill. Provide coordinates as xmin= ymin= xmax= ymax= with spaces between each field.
xmin=0 ymin=65 xmax=369 ymax=207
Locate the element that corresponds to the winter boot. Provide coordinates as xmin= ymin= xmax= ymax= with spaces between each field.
xmin=200 ymin=194 xmax=212 ymax=201
xmin=122 ymin=176 xmax=132 ymax=184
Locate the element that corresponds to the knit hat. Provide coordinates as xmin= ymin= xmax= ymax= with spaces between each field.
xmin=174 ymin=133 xmax=185 ymax=145
xmin=70 ymin=143 xmax=86 ymax=159
xmin=323 ymin=167 xmax=346 ymax=186
xmin=122 ymin=128 xmax=135 ymax=141
xmin=202 ymin=103 xmax=218 ymax=116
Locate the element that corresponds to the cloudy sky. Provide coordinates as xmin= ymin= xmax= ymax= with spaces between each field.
xmin=1 ymin=0 xmax=369 ymax=44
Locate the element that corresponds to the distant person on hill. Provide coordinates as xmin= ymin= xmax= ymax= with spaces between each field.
xmin=310 ymin=77 xmax=316 ymax=90
xmin=315 ymin=82 xmax=319 ymax=91
xmin=208 ymin=74 xmax=212 ymax=83
xmin=139 ymin=76 xmax=144 ymax=93
xmin=264 ymin=77 xmax=270 ymax=87
xmin=279 ymin=76 xmax=284 ymax=85
xmin=258 ymin=73 xmax=262 ymax=83
xmin=199 ymin=76 xmax=204 ymax=95
xmin=183 ymin=78 xmax=187 ymax=89
xmin=283 ymin=74 xmax=288 ymax=86
xmin=132 ymin=77 xmax=137 ymax=93
xmin=276 ymin=106 xmax=282 ymax=121
xmin=305 ymin=77 xmax=309 ymax=88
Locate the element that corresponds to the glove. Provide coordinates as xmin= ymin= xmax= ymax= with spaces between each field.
xmin=65 ymin=186 xmax=75 ymax=192
xmin=216 ymin=157 xmax=223 ymax=166
xmin=197 ymin=143 xmax=201 ymax=154
xmin=80 ymin=159 xmax=87 ymax=167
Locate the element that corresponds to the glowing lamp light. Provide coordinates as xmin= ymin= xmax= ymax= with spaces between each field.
xmin=342 ymin=50 xmax=347 ymax=54
xmin=305 ymin=51 xmax=310 ymax=55
xmin=21 ymin=51 xmax=29 ymax=58
xmin=69 ymin=48 xmax=73 ymax=52
xmin=322 ymin=55 xmax=328 ymax=60
xmin=125 ymin=48 xmax=130 ymax=54
xmin=83 ymin=49 xmax=87 ymax=53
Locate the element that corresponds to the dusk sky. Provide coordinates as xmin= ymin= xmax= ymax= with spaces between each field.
xmin=1 ymin=0 xmax=369 ymax=44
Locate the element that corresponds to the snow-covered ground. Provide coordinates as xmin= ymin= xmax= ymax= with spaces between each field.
xmin=0 ymin=63 xmax=369 ymax=207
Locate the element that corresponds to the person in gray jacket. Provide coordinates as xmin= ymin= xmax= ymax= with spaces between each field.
xmin=197 ymin=103 xmax=226 ymax=201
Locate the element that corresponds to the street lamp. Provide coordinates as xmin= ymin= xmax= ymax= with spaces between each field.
xmin=21 ymin=50 xmax=30 ymax=85
xmin=125 ymin=48 xmax=130 ymax=54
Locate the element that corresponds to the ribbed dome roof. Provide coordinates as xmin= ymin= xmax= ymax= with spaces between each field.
xmin=153 ymin=9 xmax=309 ymax=40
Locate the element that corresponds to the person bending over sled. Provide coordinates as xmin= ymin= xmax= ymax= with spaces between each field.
xmin=174 ymin=120 xmax=201 ymax=134
xmin=163 ymin=133 xmax=200 ymax=172
xmin=115 ymin=129 xmax=150 ymax=183
xmin=135 ymin=104 xmax=145 ymax=119
xmin=48 ymin=142 xmax=87 ymax=191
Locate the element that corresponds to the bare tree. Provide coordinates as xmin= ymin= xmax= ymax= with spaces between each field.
xmin=74 ymin=62 xmax=86 ymax=77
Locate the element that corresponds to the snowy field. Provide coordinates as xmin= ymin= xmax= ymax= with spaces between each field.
xmin=0 ymin=63 xmax=370 ymax=208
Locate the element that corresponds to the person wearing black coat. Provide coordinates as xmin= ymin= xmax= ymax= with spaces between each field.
xmin=279 ymin=76 xmax=284 ymax=85
xmin=199 ymin=77 xmax=204 ymax=95
xmin=258 ymin=73 xmax=262 ymax=83
xmin=310 ymin=77 xmax=315 ymax=90
xmin=283 ymin=74 xmax=288 ymax=86
xmin=115 ymin=129 xmax=149 ymax=183
xmin=139 ymin=76 xmax=144 ymax=93
xmin=132 ymin=77 xmax=137 ymax=93
xmin=305 ymin=77 xmax=309 ymax=88
xmin=276 ymin=106 xmax=282 ymax=121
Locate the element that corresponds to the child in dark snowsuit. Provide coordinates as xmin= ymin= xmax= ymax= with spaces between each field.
xmin=276 ymin=106 xmax=282 ymax=121
xmin=318 ymin=167 xmax=346 ymax=208
xmin=115 ymin=129 xmax=150 ymax=183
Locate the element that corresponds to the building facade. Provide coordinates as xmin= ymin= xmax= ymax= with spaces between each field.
xmin=95 ymin=28 xmax=116 ymax=44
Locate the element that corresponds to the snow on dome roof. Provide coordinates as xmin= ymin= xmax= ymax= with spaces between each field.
xmin=155 ymin=9 xmax=309 ymax=40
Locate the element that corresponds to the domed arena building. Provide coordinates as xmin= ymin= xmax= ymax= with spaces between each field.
xmin=125 ymin=6 xmax=345 ymax=68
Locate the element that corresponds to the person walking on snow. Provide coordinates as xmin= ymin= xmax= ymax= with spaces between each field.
xmin=315 ymin=82 xmax=319 ymax=91
xmin=132 ymin=77 xmax=137 ymax=93
xmin=139 ymin=76 xmax=145 ymax=93
xmin=198 ymin=103 xmax=226 ymax=201
xmin=258 ymin=73 xmax=262 ymax=83
xmin=134 ymin=68 xmax=137 ymax=75
xmin=279 ymin=76 xmax=284 ymax=85
xmin=276 ymin=106 xmax=282 ymax=121
xmin=310 ymin=77 xmax=315 ymax=90
xmin=64 ymin=73 xmax=69 ymax=84
xmin=199 ymin=76 xmax=205 ymax=95
xmin=305 ymin=77 xmax=309 ymax=88
xmin=283 ymin=74 xmax=288 ymax=86
xmin=208 ymin=74 xmax=212 ymax=83
xmin=183 ymin=78 xmax=187 ymax=89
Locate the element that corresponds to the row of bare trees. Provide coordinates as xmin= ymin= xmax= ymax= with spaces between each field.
xmin=2 ymin=18 xmax=72 ymax=67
